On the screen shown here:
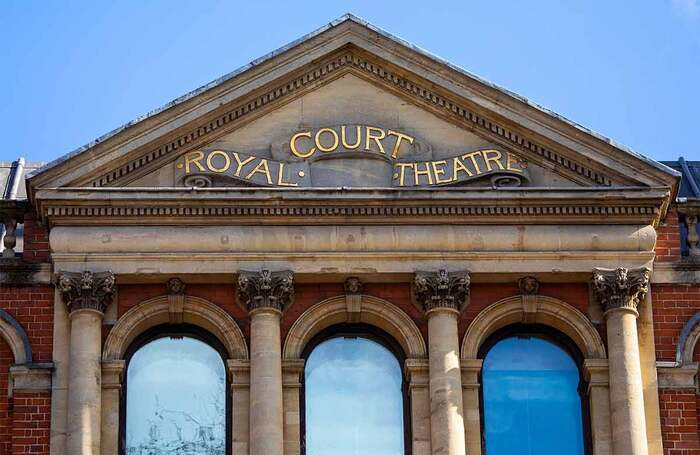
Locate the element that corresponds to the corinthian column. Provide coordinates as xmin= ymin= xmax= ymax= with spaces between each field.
xmin=415 ymin=270 xmax=469 ymax=455
xmin=238 ymin=270 xmax=294 ymax=455
xmin=592 ymin=267 xmax=651 ymax=455
xmin=56 ymin=270 xmax=115 ymax=455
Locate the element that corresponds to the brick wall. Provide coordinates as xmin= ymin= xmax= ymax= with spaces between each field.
xmin=0 ymin=338 xmax=13 ymax=454
xmin=21 ymin=213 xmax=50 ymax=264
xmin=656 ymin=209 xmax=683 ymax=263
xmin=11 ymin=392 xmax=51 ymax=454
xmin=0 ymin=286 xmax=54 ymax=363
xmin=651 ymin=284 xmax=700 ymax=362
xmin=659 ymin=389 xmax=700 ymax=455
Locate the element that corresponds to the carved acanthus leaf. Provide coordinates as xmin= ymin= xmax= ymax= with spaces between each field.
xmin=591 ymin=267 xmax=650 ymax=314
xmin=56 ymin=270 xmax=115 ymax=314
xmin=414 ymin=269 xmax=470 ymax=313
xmin=237 ymin=270 xmax=294 ymax=313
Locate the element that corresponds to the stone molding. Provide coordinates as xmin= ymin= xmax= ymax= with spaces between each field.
xmin=0 ymin=308 xmax=33 ymax=364
xmin=656 ymin=362 xmax=698 ymax=390
xmin=0 ymin=260 xmax=51 ymax=286
xmin=591 ymin=267 xmax=651 ymax=315
xmin=101 ymin=360 xmax=125 ymax=390
xmin=518 ymin=276 xmax=540 ymax=295
xmin=676 ymin=311 xmax=700 ymax=366
xmin=583 ymin=358 xmax=610 ymax=390
xmin=8 ymin=363 xmax=53 ymax=397
xmin=55 ymin=270 xmax=115 ymax=314
xmin=237 ymin=269 xmax=294 ymax=313
xmin=103 ymin=294 xmax=248 ymax=361
xmin=80 ymin=51 xmax=614 ymax=190
xmin=461 ymin=294 xmax=606 ymax=360
xmin=283 ymin=294 xmax=427 ymax=359
xmin=414 ymin=269 xmax=470 ymax=314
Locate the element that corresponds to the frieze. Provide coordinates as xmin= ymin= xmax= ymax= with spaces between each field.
xmin=87 ymin=52 xmax=610 ymax=189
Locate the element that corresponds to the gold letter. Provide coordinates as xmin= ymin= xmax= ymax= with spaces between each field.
xmin=387 ymin=130 xmax=414 ymax=159
xmin=506 ymin=152 xmax=525 ymax=173
xmin=184 ymin=151 xmax=206 ymax=173
xmin=462 ymin=151 xmax=483 ymax=175
xmin=315 ymin=127 xmax=339 ymax=153
xmin=290 ymin=131 xmax=316 ymax=158
xmin=483 ymin=150 xmax=505 ymax=172
xmin=245 ymin=159 xmax=273 ymax=185
xmin=232 ymin=152 xmax=255 ymax=177
xmin=206 ymin=150 xmax=231 ymax=173
xmin=431 ymin=160 xmax=452 ymax=184
xmin=365 ymin=126 xmax=386 ymax=154
xmin=453 ymin=156 xmax=474 ymax=180
xmin=341 ymin=125 xmax=362 ymax=150
xmin=276 ymin=163 xmax=298 ymax=187
xmin=413 ymin=162 xmax=434 ymax=185
xmin=395 ymin=163 xmax=413 ymax=187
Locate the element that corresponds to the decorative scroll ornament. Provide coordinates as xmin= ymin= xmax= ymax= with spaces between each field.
xmin=592 ymin=267 xmax=651 ymax=314
xmin=414 ymin=269 xmax=470 ymax=313
xmin=166 ymin=278 xmax=186 ymax=295
xmin=518 ymin=276 xmax=540 ymax=295
xmin=344 ymin=277 xmax=363 ymax=295
xmin=56 ymin=270 xmax=115 ymax=314
xmin=237 ymin=270 xmax=294 ymax=313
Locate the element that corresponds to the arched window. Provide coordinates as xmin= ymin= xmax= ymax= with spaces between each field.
xmin=480 ymin=325 xmax=589 ymax=455
xmin=121 ymin=325 xmax=229 ymax=455
xmin=302 ymin=324 xmax=408 ymax=455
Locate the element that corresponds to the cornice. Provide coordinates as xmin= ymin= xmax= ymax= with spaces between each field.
xmin=34 ymin=187 xmax=668 ymax=227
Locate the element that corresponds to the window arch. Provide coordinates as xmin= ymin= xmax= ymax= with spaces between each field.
xmin=120 ymin=324 xmax=229 ymax=455
xmin=301 ymin=324 xmax=409 ymax=455
xmin=478 ymin=324 xmax=590 ymax=455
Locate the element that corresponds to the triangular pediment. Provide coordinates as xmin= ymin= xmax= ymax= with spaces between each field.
xmin=27 ymin=15 xmax=678 ymax=226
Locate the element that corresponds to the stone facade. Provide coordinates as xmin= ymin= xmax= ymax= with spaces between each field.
xmin=0 ymin=13 xmax=698 ymax=455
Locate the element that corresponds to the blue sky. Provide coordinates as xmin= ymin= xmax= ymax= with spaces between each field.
xmin=1 ymin=0 xmax=698 ymax=163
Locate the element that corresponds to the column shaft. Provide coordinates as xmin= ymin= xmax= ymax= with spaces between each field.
xmin=249 ymin=309 xmax=284 ymax=455
xmin=427 ymin=310 xmax=466 ymax=455
xmin=606 ymin=308 xmax=648 ymax=455
xmin=66 ymin=309 xmax=103 ymax=455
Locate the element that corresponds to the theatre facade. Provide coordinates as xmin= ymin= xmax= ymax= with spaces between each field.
xmin=1 ymin=14 xmax=699 ymax=455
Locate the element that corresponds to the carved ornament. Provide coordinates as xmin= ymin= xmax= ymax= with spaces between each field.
xmin=414 ymin=269 xmax=470 ymax=314
xmin=56 ymin=270 xmax=115 ymax=314
xmin=591 ymin=267 xmax=650 ymax=314
xmin=237 ymin=270 xmax=294 ymax=313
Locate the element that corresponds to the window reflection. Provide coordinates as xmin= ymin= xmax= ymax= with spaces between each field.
xmin=125 ymin=335 xmax=226 ymax=455
xmin=482 ymin=335 xmax=584 ymax=455
xmin=304 ymin=336 xmax=405 ymax=455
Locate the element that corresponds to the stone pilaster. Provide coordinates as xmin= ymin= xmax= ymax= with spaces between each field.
xmin=238 ymin=270 xmax=293 ymax=455
xmin=592 ymin=267 xmax=650 ymax=455
xmin=414 ymin=270 xmax=469 ymax=455
xmin=56 ymin=270 xmax=115 ymax=455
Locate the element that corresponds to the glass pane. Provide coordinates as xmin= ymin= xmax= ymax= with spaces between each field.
xmin=126 ymin=336 xmax=226 ymax=455
xmin=483 ymin=336 xmax=584 ymax=455
xmin=305 ymin=337 xmax=404 ymax=455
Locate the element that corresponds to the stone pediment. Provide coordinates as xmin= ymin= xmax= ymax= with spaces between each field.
xmin=27 ymin=15 xmax=678 ymax=226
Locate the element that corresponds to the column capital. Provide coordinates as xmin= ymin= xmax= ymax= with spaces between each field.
xmin=56 ymin=270 xmax=115 ymax=314
xmin=592 ymin=267 xmax=650 ymax=316
xmin=237 ymin=269 xmax=294 ymax=313
xmin=414 ymin=269 xmax=470 ymax=314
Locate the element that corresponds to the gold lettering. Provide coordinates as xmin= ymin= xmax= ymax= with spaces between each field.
xmin=413 ymin=162 xmax=434 ymax=185
xmin=506 ymin=152 xmax=524 ymax=173
xmin=246 ymin=159 xmax=273 ymax=184
xmin=483 ymin=150 xmax=505 ymax=172
xmin=395 ymin=163 xmax=413 ymax=187
xmin=232 ymin=152 xmax=255 ymax=177
xmin=365 ymin=126 xmax=386 ymax=154
xmin=206 ymin=150 xmax=231 ymax=173
xmin=462 ymin=151 xmax=483 ymax=175
xmin=431 ymin=160 xmax=451 ymax=184
xmin=387 ymin=130 xmax=414 ymax=159
xmin=453 ymin=156 xmax=474 ymax=180
xmin=315 ymin=127 xmax=339 ymax=153
xmin=276 ymin=163 xmax=298 ymax=187
xmin=184 ymin=151 xmax=206 ymax=173
xmin=341 ymin=125 xmax=362 ymax=150
xmin=290 ymin=131 xmax=316 ymax=158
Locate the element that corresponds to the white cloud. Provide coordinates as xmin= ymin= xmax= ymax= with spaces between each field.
xmin=672 ymin=0 xmax=699 ymax=16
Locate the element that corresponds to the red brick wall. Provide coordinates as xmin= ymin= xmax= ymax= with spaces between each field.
xmin=656 ymin=209 xmax=683 ymax=263
xmin=0 ymin=286 xmax=54 ymax=363
xmin=659 ymin=389 xmax=700 ymax=455
xmin=21 ymin=213 xmax=50 ymax=264
xmin=11 ymin=392 xmax=51 ymax=454
xmin=0 ymin=337 xmax=13 ymax=454
xmin=651 ymin=284 xmax=700 ymax=362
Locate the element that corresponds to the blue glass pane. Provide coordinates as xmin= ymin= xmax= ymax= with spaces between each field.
xmin=305 ymin=337 xmax=405 ymax=455
xmin=483 ymin=336 xmax=584 ymax=455
xmin=126 ymin=336 xmax=226 ymax=455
